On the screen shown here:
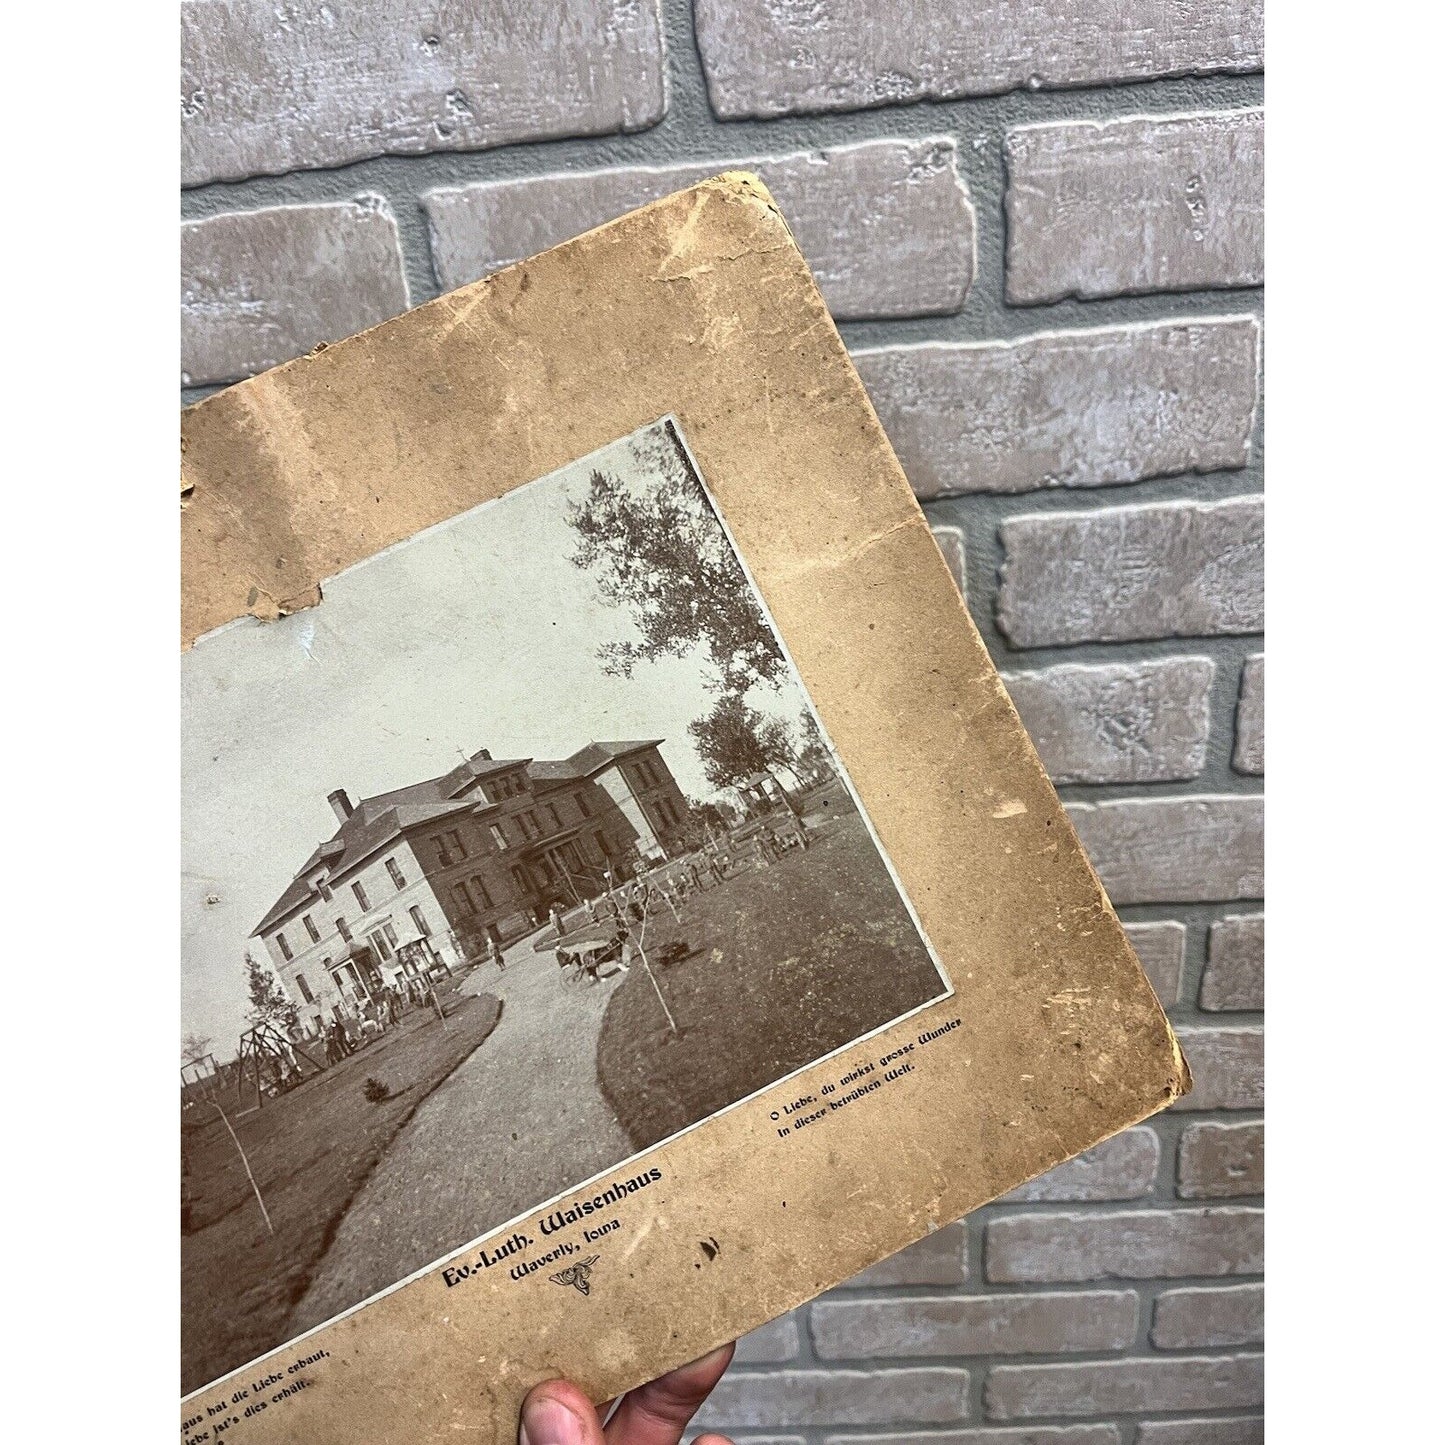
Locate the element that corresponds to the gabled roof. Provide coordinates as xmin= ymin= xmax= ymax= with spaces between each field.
xmin=528 ymin=740 xmax=662 ymax=784
xmin=251 ymin=793 xmax=476 ymax=937
xmin=252 ymin=741 xmax=666 ymax=938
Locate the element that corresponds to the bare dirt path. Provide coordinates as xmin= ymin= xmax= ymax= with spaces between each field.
xmin=289 ymin=930 xmax=634 ymax=1333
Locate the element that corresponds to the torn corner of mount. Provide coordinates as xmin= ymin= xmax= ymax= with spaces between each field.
xmin=244 ymin=581 xmax=324 ymax=623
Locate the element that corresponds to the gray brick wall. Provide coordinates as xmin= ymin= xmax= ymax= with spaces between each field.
xmin=179 ymin=3 xmax=1263 ymax=1440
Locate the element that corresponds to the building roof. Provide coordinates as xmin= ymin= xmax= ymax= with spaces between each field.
xmin=527 ymin=739 xmax=662 ymax=784
xmin=252 ymin=741 xmax=665 ymax=938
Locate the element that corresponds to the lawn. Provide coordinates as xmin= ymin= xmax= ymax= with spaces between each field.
xmin=595 ymin=813 xmax=947 ymax=1152
xmin=181 ymin=989 xmax=502 ymax=1396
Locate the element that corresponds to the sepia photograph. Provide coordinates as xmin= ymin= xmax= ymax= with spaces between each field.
xmin=180 ymin=418 xmax=950 ymax=1398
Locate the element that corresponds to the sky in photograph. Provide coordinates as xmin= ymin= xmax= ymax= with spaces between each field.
xmin=181 ymin=424 xmax=817 ymax=1056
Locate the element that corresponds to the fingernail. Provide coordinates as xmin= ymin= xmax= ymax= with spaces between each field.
xmin=520 ymin=1396 xmax=584 ymax=1445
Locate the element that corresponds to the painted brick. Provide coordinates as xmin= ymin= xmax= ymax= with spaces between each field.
xmin=998 ymin=497 xmax=1264 ymax=647
xmin=1233 ymin=655 xmax=1265 ymax=774
xmin=1066 ymin=797 xmax=1264 ymax=905
xmin=1003 ymin=657 xmax=1213 ymax=785
xmin=181 ymin=200 xmax=410 ymax=387
xmin=1178 ymin=1121 xmax=1265 ymax=1199
xmin=837 ymin=1223 xmax=968 ymax=1287
xmin=733 ymin=1312 xmax=802 ymax=1363
xmin=985 ymin=1355 xmax=1263 ymax=1420
xmin=1005 ymin=110 xmax=1264 ymax=303
xmin=931 ymin=524 xmax=968 ymax=602
xmin=693 ymin=1369 xmax=970 ymax=1429
xmin=986 ymin=1208 xmax=1263 ymax=1284
xmin=1000 ymin=1128 xmax=1159 ymax=1203
xmin=830 ymin=1431 xmax=1122 ymax=1445
xmin=1135 ymin=1419 xmax=1263 ymax=1445
xmin=855 ymin=319 xmax=1259 ymax=498
xmin=1172 ymin=1028 xmax=1264 ymax=1111
xmin=1125 ymin=921 xmax=1187 ymax=1006
xmin=811 ymin=1290 xmax=1138 ymax=1359
xmin=424 ymin=138 xmax=974 ymax=320
xmin=693 ymin=1 xmax=1263 ymax=120
xmin=1201 ymin=915 xmax=1264 ymax=1011
xmin=1152 ymin=1285 xmax=1264 ymax=1349
xmin=181 ymin=0 xmax=667 ymax=186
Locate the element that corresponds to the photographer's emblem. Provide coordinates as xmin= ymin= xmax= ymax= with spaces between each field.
xmin=550 ymin=1255 xmax=601 ymax=1296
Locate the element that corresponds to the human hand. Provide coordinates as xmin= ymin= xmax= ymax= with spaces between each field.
xmin=519 ymin=1344 xmax=735 ymax=1445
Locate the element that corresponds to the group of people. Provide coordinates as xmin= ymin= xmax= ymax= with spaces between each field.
xmin=538 ymin=811 xmax=817 ymax=987
xmin=320 ymin=979 xmax=425 ymax=1065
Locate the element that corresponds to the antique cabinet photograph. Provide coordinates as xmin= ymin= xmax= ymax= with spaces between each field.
xmin=180 ymin=418 xmax=950 ymax=1397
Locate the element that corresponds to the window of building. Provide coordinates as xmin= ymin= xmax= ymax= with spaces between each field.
xmin=576 ymin=790 xmax=591 ymax=817
xmin=489 ymin=822 xmax=509 ymax=850
xmin=317 ymin=877 xmax=333 ymax=901
xmin=447 ymin=828 xmax=467 ymax=859
xmin=409 ymin=905 xmax=430 ymax=937
xmin=471 ymin=875 xmax=494 ymax=909
xmin=386 ymin=857 xmax=406 ymax=890
xmin=303 ymin=913 xmax=320 ymax=943
xmin=432 ymin=833 xmax=451 ymax=867
xmin=453 ymin=882 xmax=477 ymax=916
xmin=369 ymin=928 xmax=394 ymax=959
xmin=546 ymin=802 xmax=563 ymax=830
xmin=276 ymin=931 xmax=293 ymax=961
xmin=336 ymin=917 xmax=352 ymax=943
xmin=352 ymin=879 xmax=370 ymax=910
xmin=296 ymin=973 xmax=315 ymax=1004
xmin=510 ymin=865 xmax=529 ymax=897
xmin=383 ymin=921 xmax=398 ymax=948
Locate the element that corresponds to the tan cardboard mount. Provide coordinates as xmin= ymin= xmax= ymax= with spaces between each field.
xmin=181 ymin=175 xmax=1189 ymax=1443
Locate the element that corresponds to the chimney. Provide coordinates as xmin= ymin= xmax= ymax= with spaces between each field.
xmin=478 ymin=748 xmax=491 ymax=760
xmin=327 ymin=789 xmax=354 ymax=823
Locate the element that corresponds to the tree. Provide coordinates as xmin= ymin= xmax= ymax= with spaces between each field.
xmin=244 ymin=951 xmax=297 ymax=1030
xmin=567 ymin=448 xmax=786 ymax=692
xmin=688 ymin=694 xmax=795 ymax=791
xmin=689 ymin=798 xmax=737 ymax=832
xmin=793 ymin=708 xmax=835 ymax=782
xmin=180 ymin=1032 xmax=213 ymax=1068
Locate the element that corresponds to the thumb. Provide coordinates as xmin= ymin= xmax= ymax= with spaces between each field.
xmin=521 ymin=1379 xmax=606 ymax=1445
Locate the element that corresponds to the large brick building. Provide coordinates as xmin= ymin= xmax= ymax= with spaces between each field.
xmin=253 ymin=740 xmax=690 ymax=1033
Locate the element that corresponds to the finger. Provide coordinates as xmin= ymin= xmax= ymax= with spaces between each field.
xmin=603 ymin=1344 xmax=735 ymax=1445
xmin=521 ymin=1378 xmax=607 ymax=1445
xmin=693 ymin=1435 xmax=736 ymax=1445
